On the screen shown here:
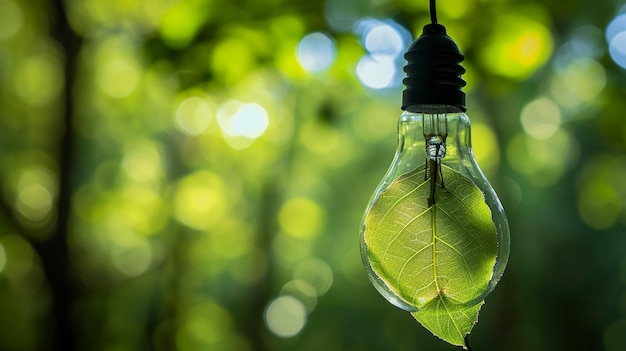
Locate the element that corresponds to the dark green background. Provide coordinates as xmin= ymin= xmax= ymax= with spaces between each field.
xmin=0 ymin=0 xmax=625 ymax=350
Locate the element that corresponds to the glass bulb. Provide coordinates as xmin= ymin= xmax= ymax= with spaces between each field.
xmin=360 ymin=104 xmax=510 ymax=312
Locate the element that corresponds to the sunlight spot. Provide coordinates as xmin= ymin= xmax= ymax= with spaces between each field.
xmin=297 ymin=32 xmax=337 ymax=72
xmin=175 ymin=97 xmax=214 ymax=135
xmin=218 ymin=101 xmax=269 ymax=140
xmin=520 ymin=98 xmax=561 ymax=140
xmin=356 ymin=55 xmax=396 ymax=89
xmin=602 ymin=12 xmax=626 ymax=69
xmin=16 ymin=184 xmax=52 ymax=222
xmin=353 ymin=19 xmax=409 ymax=90
xmin=264 ymin=296 xmax=307 ymax=337
xmin=281 ymin=280 xmax=318 ymax=312
xmin=360 ymin=20 xmax=406 ymax=60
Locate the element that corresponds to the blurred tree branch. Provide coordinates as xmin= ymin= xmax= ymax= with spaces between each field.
xmin=35 ymin=0 xmax=82 ymax=349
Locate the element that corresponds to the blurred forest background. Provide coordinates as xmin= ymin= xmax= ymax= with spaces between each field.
xmin=0 ymin=0 xmax=625 ymax=350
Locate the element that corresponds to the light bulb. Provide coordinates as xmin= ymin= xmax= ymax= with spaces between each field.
xmin=360 ymin=23 xmax=510 ymax=313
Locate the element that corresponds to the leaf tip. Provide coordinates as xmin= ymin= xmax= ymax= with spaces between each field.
xmin=463 ymin=335 xmax=472 ymax=350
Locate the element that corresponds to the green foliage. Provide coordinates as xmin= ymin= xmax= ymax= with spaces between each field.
xmin=364 ymin=164 xmax=496 ymax=347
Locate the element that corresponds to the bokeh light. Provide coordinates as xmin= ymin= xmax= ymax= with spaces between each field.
xmin=174 ymin=171 xmax=228 ymax=231
xmin=97 ymin=57 xmax=141 ymax=98
xmin=297 ymin=32 xmax=337 ymax=72
xmin=324 ymin=0 xmax=363 ymax=32
xmin=122 ymin=140 xmax=164 ymax=183
xmin=479 ymin=13 xmax=553 ymax=79
xmin=356 ymin=55 xmax=396 ymax=89
xmin=175 ymin=301 xmax=243 ymax=350
xmin=175 ymin=96 xmax=214 ymax=136
xmin=520 ymin=97 xmax=562 ymax=140
xmin=550 ymin=58 xmax=606 ymax=109
xmin=15 ymin=167 xmax=56 ymax=224
xmin=507 ymin=129 xmax=579 ymax=186
xmin=159 ymin=1 xmax=206 ymax=48
xmin=278 ymin=197 xmax=325 ymax=239
xmin=609 ymin=32 xmax=626 ymax=69
xmin=354 ymin=19 xmax=409 ymax=90
xmin=577 ymin=156 xmax=626 ymax=230
xmin=553 ymin=25 xmax=603 ymax=68
xmin=110 ymin=237 xmax=152 ymax=277
xmin=578 ymin=180 xmax=621 ymax=230
xmin=16 ymin=183 xmax=53 ymax=223
xmin=264 ymin=295 xmax=307 ymax=337
xmin=606 ymin=13 xmax=626 ymax=68
xmin=281 ymin=280 xmax=318 ymax=312
xmin=217 ymin=101 xmax=269 ymax=140
xmin=357 ymin=19 xmax=408 ymax=60
xmin=606 ymin=13 xmax=626 ymax=43
xmin=294 ymin=258 xmax=334 ymax=295
xmin=0 ymin=234 xmax=44 ymax=295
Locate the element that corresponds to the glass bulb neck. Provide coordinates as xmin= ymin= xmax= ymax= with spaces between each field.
xmin=423 ymin=112 xmax=448 ymax=161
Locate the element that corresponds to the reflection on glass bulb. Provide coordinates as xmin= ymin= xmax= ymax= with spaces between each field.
xmin=360 ymin=104 xmax=510 ymax=312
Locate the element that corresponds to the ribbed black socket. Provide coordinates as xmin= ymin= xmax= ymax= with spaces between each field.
xmin=401 ymin=23 xmax=466 ymax=111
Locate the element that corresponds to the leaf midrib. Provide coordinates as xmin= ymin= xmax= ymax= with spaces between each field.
xmin=438 ymin=296 xmax=465 ymax=345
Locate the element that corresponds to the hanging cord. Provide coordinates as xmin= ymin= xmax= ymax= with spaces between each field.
xmin=430 ymin=0 xmax=438 ymax=24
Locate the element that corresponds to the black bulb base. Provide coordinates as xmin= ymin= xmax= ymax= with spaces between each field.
xmin=401 ymin=24 xmax=466 ymax=111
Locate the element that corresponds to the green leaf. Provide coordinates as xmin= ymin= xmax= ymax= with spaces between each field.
xmin=363 ymin=163 xmax=497 ymax=347
xmin=411 ymin=297 xmax=483 ymax=348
